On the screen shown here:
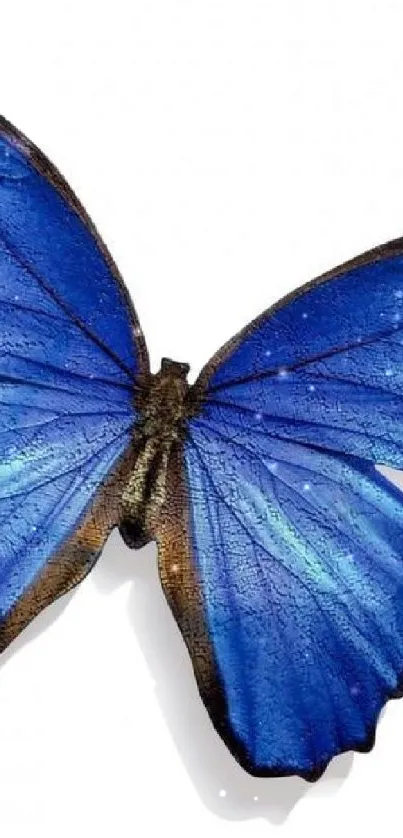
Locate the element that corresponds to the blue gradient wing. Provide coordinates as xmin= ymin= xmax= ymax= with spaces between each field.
xmin=194 ymin=240 xmax=403 ymax=468
xmin=161 ymin=239 xmax=403 ymax=779
xmin=182 ymin=419 xmax=403 ymax=779
xmin=0 ymin=117 xmax=143 ymax=648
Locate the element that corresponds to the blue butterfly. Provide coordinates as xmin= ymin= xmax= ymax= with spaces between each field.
xmin=0 ymin=116 xmax=403 ymax=782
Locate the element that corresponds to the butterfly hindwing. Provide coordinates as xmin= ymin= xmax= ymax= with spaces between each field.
xmin=0 ymin=117 xmax=145 ymax=649
xmin=158 ymin=238 xmax=403 ymax=779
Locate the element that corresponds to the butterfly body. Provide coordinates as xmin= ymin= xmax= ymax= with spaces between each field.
xmin=3 ymin=114 xmax=403 ymax=781
xmin=120 ymin=357 xmax=192 ymax=549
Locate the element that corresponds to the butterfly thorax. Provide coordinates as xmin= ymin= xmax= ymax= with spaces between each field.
xmin=136 ymin=357 xmax=190 ymax=442
xmin=119 ymin=358 xmax=190 ymax=549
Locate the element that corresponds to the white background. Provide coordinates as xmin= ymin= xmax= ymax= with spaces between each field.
xmin=0 ymin=1 xmax=403 ymax=835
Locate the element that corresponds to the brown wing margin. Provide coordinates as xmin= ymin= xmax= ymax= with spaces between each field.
xmin=156 ymin=443 xmax=216 ymax=695
xmin=0 ymin=115 xmax=150 ymax=382
xmin=156 ymin=443 xmax=298 ymax=779
xmin=0 ymin=449 xmax=135 ymax=654
xmin=193 ymin=235 xmax=403 ymax=397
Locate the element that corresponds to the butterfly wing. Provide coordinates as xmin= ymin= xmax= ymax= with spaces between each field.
xmin=195 ymin=237 xmax=403 ymax=467
xmin=158 ymin=239 xmax=403 ymax=779
xmin=0 ymin=117 xmax=145 ymax=650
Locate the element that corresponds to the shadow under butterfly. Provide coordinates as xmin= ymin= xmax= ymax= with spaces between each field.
xmin=1 ymin=117 xmax=403 ymax=783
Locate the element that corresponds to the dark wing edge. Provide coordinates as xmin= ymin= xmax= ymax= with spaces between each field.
xmin=0 ymin=115 xmax=150 ymax=381
xmin=193 ymin=235 xmax=403 ymax=397
xmin=0 ymin=447 xmax=134 ymax=654
xmin=157 ymin=445 xmax=403 ymax=782
xmin=156 ymin=444 xmax=243 ymax=768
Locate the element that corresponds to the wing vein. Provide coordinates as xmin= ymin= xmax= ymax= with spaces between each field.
xmin=0 ymin=228 xmax=137 ymax=383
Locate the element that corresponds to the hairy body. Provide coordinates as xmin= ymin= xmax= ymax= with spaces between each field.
xmin=120 ymin=358 xmax=192 ymax=548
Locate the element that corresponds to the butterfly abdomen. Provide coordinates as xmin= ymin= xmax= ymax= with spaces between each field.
xmin=119 ymin=358 xmax=191 ymax=548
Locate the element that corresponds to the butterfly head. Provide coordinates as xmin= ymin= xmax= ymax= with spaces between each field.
xmin=160 ymin=357 xmax=190 ymax=379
